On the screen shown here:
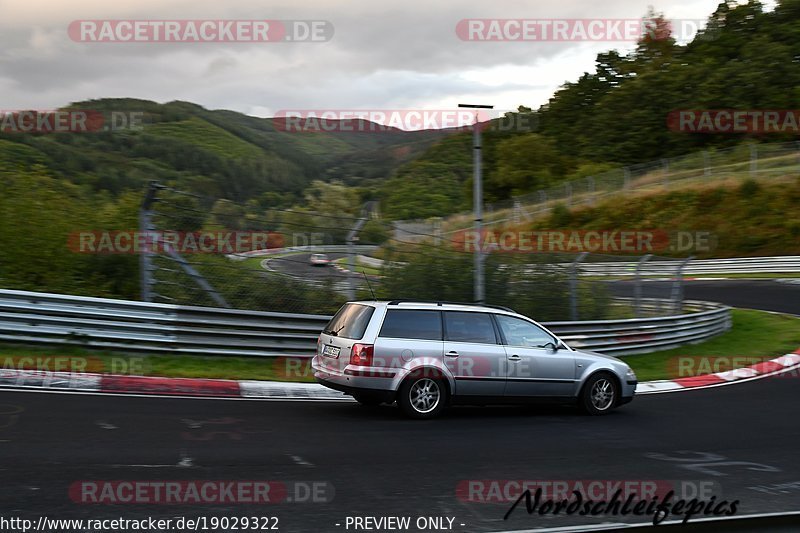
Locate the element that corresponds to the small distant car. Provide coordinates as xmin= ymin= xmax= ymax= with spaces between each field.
xmin=312 ymin=300 xmax=637 ymax=419
xmin=309 ymin=253 xmax=331 ymax=266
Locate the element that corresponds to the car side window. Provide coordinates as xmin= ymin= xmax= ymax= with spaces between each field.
xmin=379 ymin=310 xmax=442 ymax=340
xmin=444 ymin=311 xmax=497 ymax=344
xmin=495 ymin=314 xmax=554 ymax=348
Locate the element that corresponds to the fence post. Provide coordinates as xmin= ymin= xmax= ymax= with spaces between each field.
xmin=670 ymin=256 xmax=694 ymax=314
xmin=346 ymin=202 xmax=372 ymax=300
xmin=634 ymin=254 xmax=652 ymax=317
xmin=163 ymin=247 xmax=231 ymax=308
xmin=139 ymin=181 xmax=160 ymax=303
xmin=569 ymin=252 xmax=588 ymax=321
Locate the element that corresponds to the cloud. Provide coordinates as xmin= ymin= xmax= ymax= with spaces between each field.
xmin=0 ymin=0 xmax=725 ymax=115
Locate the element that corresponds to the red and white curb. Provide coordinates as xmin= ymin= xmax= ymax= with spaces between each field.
xmin=635 ymin=351 xmax=800 ymax=394
xmin=0 ymin=352 xmax=798 ymax=400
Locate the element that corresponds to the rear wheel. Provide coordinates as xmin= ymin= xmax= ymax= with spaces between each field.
xmin=398 ymin=374 xmax=448 ymax=419
xmin=580 ymin=373 xmax=619 ymax=415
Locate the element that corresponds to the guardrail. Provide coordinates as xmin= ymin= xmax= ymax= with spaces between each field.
xmin=580 ymin=256 xmax=800 ymax=276
xmin=0 ymin=290 xmax=730 ymax=357
xmin=228 ymin=245 xmax=379 ymax=260
xmin=306 ymin=255 xmax=800 ymax=277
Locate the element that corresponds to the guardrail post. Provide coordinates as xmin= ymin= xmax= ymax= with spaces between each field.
xmin=634 ymin=254 xmax=652 ymax=317
xmin=670 ymin=256 xmax=694 ymax=314
xmin=569 ymin=252 xmax=588 ymax=321
xmin=139 ymin=181 xmax=160 ymax=302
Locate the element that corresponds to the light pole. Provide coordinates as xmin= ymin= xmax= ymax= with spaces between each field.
xmin=458 ymin=103 xmax=493 ymax=304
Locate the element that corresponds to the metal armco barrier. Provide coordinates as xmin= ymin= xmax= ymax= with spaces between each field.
xmin=579 ymin=256 xmax=800 ymax=276
xmin=0 ymin=289 xmax=730 ymax=357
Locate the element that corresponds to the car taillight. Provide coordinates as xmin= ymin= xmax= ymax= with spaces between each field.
xmin=350 ymin=344 xmax=374 ymax=366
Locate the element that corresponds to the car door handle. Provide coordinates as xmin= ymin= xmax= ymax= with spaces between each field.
xmin=445 ymin=351 xmax=459 ymax=357
xmin=507 ymin=354 xmax=521 ymax=361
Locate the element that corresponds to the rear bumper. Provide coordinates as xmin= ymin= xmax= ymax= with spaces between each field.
xmin=315 ymin=375 xmax=396 ymax=403
xmin=312 ymin=355 xmax=401 ymax=402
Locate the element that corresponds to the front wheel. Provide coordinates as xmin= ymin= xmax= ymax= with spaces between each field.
xmin=397 ymin=375 xmax=447 ymax=419
xmin=580 ymin=373 xmax=619 ymax=415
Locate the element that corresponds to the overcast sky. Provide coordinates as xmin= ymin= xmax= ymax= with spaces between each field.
xmin=0 ymin=0 xmax=774 ymax=120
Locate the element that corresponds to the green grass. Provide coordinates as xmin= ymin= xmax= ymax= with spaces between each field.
xmin=622 ymin=309 xmax=800 ymax=381
xmin=333 ymin=256 xmax=382 ymax=276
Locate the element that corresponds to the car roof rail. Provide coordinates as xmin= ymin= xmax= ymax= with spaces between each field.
xmin=386 ymin=299 xmax=516 ymax=313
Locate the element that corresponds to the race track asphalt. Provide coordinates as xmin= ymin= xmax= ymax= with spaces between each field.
xmin=1 ymin=280 xmax=798 ymax=532
xmin=0 ymin=374 xmax=798 ymax=531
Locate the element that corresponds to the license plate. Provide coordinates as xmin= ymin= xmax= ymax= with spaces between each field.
xmin=322 ymin=345 xmax=340 ymax=358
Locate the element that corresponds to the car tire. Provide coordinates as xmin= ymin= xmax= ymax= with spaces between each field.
xmin=397 ymin=373 xmax=448 ymax=419
xmin=353 ymin=394 xmax=383 ymax=407
xmin=580 ymin=372 xmax=619 ymax=416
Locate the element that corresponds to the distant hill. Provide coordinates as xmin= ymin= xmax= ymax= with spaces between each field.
xmin=0 ymin=98 xmax=452 ymax=203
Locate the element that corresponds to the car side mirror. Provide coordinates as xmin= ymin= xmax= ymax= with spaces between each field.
xmin=543 ymin=342 xmax=558 ymax=353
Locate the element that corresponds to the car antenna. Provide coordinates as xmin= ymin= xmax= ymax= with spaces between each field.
xmin=361 ymin=271 xmax=377 ymax=300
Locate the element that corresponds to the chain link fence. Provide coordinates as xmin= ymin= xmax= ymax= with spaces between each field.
xmin=140 ymin=184 xmax=690 ymax=321
xmin=442 ymin=141 xmax=800 ymax=231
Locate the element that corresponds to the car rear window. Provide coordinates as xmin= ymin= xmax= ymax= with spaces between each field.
xmin=379 ymin=310 xmax=442 ymax=340
xmin=323 ymin=303 xmax=375 ymax=340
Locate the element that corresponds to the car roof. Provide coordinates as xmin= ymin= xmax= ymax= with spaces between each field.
xmin=347 ymin=300 xmax=518 ymax=316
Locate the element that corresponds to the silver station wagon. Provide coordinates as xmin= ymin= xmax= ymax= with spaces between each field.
xmin=312 ymin=300 xmax=637 ymax=419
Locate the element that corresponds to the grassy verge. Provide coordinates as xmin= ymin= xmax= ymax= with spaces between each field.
xmin=333 ymin=256 xmax=382 ymax=276
xmin=622 ymin=309 xmax=800 ymax=381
